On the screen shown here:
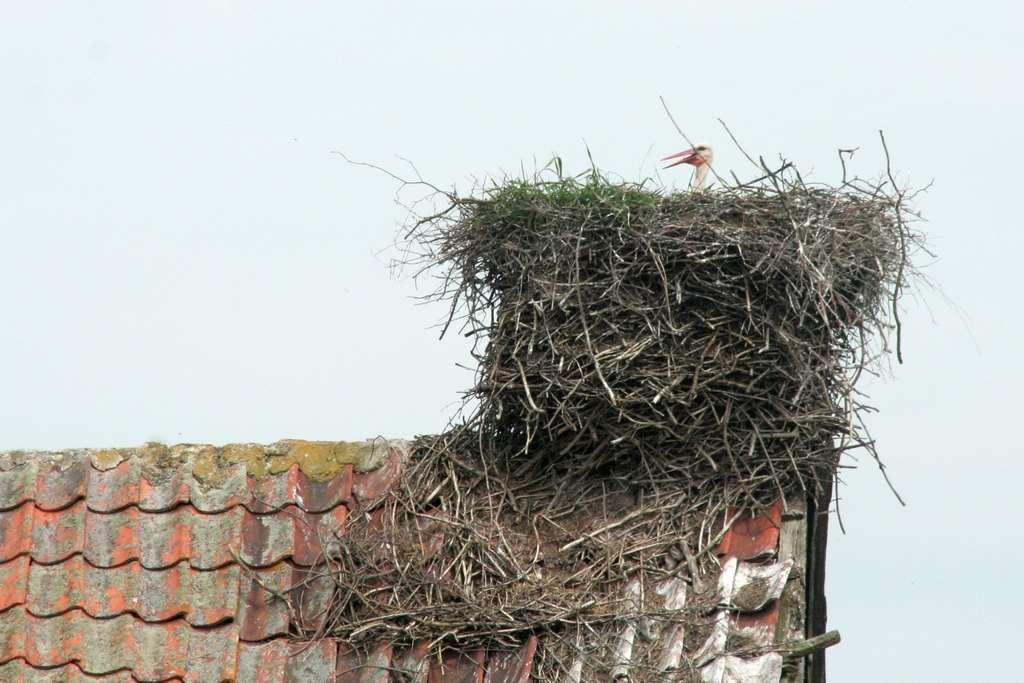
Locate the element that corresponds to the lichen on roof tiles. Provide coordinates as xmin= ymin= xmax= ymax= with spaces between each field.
xmin=0 ymin=441 xmax=397 ymax=516
xmin=24 ymin=557 xmax=240 ymax=625
xmin=0 ymin=439 xmax=408 ymax=682
xmin=0 ymin=658 xmax=140 ymax=682
xmin=0 ymin=606 xmax=239 ymax=680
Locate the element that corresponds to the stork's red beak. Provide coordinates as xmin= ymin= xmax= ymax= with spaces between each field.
xmin=662 ymin=148 xmax=703 ymax=169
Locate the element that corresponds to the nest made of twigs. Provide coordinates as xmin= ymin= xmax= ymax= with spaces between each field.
xmin=406 ymin=164 xmax=922 ymax=506
xmin=303 ymin=431 xmax=733 ymax=681
xmin=299 ymin=156 xmax=924 ymax=679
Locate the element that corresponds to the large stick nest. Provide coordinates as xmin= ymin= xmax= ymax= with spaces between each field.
xmin=407 ymin=162 xmax=923 ymax=506
xmin=302 ymin=156 xmax=925 ymax=679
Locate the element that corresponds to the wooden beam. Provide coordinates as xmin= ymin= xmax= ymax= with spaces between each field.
xmin=777 ymin=496 xmax=808 ymax=683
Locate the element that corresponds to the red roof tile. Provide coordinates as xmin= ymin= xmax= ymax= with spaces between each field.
xmin=352 ymin=448 xmax=404 ymax=506
xmin=236 ymin=639 xmax=339 ymax=683
xmin=0 ymin=659 xmax=141 ymax=682
xmin=335 ymin=642 xmax=395 ymax=682
xmin=717 ymin=498 xmax=783 ymax=560
xmin=484 ymin=637 xmax=537 ymax=683
xmin=0 ymin=606 xmax=238 ymax=680
xmin=0 ymin=499 xmax=352 ymax=570
xmin=0 ymin=556 xmax=28 ymax=612
xmin=429 ymin=649 xmax=486 ymax=683
xmin=734 ymin=601 xmax=782 ymax=630
xmin=22 ymin=557 xmax=238 ymax=624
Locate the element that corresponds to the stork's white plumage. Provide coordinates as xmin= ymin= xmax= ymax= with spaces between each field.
xmin=662 ymin=144 xmax=714 ymax=190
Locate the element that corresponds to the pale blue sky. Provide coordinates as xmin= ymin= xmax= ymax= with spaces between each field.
xmin=2 ymin=2 xmax=1020 ymax=680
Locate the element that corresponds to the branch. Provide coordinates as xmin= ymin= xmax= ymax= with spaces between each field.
xmin=778 ymin=630 xmax=842 ymax=660
xmin=878 ymin=130 xmax=907 ymax=364
xmin=717 ymin=118 xmax=761 ymax=171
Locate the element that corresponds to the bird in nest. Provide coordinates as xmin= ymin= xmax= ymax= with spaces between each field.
xmin=663 ymin=144 xmax=714 ymax=190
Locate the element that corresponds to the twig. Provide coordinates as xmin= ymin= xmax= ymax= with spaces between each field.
xmin=879 ymin=130 xmax=907 ymax=364
xmin=778 ymin=630 xmax=842 ymax=659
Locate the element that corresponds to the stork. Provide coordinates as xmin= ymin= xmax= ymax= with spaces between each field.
xmin=662 ymin=144 xmax=714 ymax=190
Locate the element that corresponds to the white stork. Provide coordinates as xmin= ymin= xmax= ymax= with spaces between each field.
xmin=662 ymin=144 xmax=714 ymax=190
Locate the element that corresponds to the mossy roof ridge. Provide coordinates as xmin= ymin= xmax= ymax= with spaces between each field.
xmin=0 ymin=437 xmax=398 ymax=486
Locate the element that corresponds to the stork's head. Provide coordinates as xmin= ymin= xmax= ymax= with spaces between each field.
xmin=662 ymin=143 xmax=714 ymax=169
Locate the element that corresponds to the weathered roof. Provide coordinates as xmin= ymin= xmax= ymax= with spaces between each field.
xmin=0 ymin=442 xmax=813 ymax=682
xmin=0 ymin=440 xmax=404 ymax=682
xmin=328 ymin=498 xmax=807 ymax=683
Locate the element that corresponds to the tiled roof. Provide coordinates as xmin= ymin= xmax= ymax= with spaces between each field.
xmin=0 ymin=443 xmax=813 ymax=682
xmin=0 ymin=440 xmax=404 ymax=682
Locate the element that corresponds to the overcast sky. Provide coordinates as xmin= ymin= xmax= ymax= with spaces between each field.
xmin=2 ymin=2 xmax=1019 ymax=680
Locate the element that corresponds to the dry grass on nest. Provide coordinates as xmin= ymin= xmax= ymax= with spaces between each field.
xmin=297 ymin=152 xmax=926 ymax=679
